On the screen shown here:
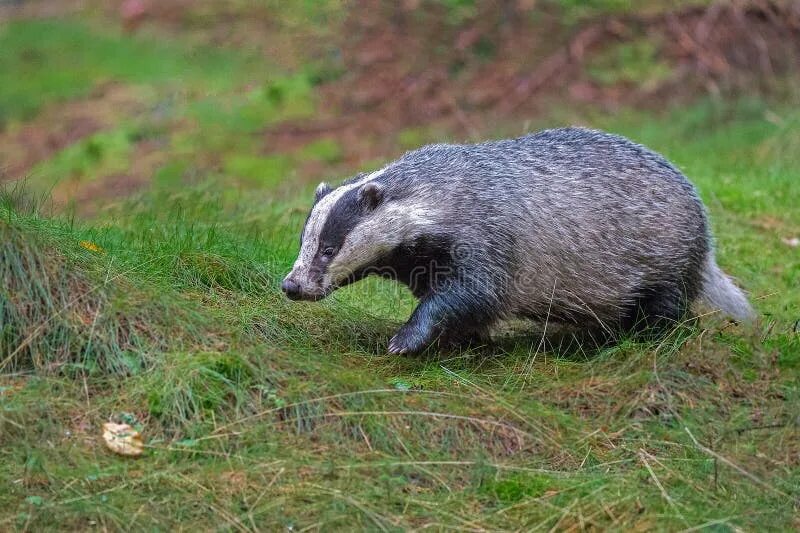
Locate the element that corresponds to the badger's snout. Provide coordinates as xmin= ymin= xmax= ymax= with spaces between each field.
xmin=281 ymin=273 xmax=328 ymax=301
xmin=281 ymin=277 xmax=304 ymax=300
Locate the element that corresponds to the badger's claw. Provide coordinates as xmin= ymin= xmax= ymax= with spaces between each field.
xmin=388 ymin=327 xmax=430 ymax=355
xmin=387 ymin=336 xmax=408 ymax=355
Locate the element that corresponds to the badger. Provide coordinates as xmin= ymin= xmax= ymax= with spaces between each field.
xmin=282 ymin=127 xmax=754 ymax=354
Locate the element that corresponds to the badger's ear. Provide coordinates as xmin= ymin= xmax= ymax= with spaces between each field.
xmin=314 ymin=182 xmax=332 ymax=203
xmin=359 ymin=182 xmax=384 ymax=210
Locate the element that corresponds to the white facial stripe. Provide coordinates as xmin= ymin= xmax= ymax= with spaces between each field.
xmin=291 ymin=168 xmax=386 ymax=273
xmin=325 ymin=200 xmax=437 ymax=285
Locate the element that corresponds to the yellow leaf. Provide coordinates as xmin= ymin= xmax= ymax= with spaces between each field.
xmin=102 ymin=423 xmax=144 ymax=457
xmin=79 ymin=240 xmax=103 ymax=253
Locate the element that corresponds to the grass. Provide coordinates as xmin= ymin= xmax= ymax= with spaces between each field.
xmin=0 ymin=19 xmax=265 ymax=125
xmin=587 ymin=38 xmax=672 ymax=88
xmin=1 ymin=10 xmax=799 ymax=532
xmin=1 ymin=18 xmax=323 ymax=201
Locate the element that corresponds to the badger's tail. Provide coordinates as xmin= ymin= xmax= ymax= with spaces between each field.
xmin=698 ymin=254 xmax=755 ymax=322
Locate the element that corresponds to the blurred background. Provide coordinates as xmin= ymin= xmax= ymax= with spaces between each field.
xmin=1 ymin=0 xmax=799 ymax=213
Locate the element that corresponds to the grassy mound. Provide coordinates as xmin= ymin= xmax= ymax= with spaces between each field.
xmin=0 ymin=185 xmax=233 ymax=377
xmin=0 ymin=225 xmax=114 ymax=370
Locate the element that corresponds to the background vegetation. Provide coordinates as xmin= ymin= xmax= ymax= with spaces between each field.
xmin=1 ymin=0 xmax=798 ymax=530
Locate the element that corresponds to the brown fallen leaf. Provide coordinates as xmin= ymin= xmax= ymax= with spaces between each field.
xmin=102 ymin=423 xmax=144 ymax=457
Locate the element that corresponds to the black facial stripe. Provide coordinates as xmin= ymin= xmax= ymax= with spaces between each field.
xmin=300 ymin=185 xmax=333 ymax=246
xmin=317 ymin=186 xmax=363 ymax=254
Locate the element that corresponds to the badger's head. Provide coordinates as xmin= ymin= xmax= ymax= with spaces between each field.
xmin=282 ymin=171 xmax=428 ymax=301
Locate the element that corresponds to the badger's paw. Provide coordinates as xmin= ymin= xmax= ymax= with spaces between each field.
xmin=387 ymin=335 xmax=414 ymax=355
xmin=387 ymin=337 xmax=404 ymax=355
xmin=388 ymin=327 xmax=431 ymax=356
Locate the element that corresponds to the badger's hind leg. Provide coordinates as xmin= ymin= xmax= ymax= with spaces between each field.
xmin=438 ymin=325 xmax=492 ymax=352
xmin=621 ymin=282 xmax=690 ymax=337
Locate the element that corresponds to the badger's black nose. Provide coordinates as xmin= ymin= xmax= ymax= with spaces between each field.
xmin=281 ymin=278 xmax=302 ymax=300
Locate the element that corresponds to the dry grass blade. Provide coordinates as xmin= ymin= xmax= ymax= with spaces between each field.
xmin=280 ymin=409 xmax=532 ymax=440
xmin=440 ymin=366 xmax=564 ymax=451
xmin=0 ymin=235 xmax=166 ymax=372
xmin=308 ymin=485 xmax=393 ymax=532
xmin=638 ymin=449 xmax=687 ymax=524
xmin=211 ymin=388 xmax=524 ymax=435
xmin=684 ymin=427 xmax=793 ymax=500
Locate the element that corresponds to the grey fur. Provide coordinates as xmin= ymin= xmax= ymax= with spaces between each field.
xmin=284 ymin=127 xmax=754 ymax=354
xmin=699 ymin=253 xmax=754 ymax=321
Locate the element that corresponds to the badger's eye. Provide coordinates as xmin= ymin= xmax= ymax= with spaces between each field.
xmin=321 ymin=247 xmax=335 ymax=258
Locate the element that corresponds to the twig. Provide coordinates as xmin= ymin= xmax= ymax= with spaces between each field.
xmin=734 ymin=422 xmax=791 ymax=435
xmin=358 ymin=424 xmax=373 ymax=452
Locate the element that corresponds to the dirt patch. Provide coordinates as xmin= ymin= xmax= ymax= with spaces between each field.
xmin=0 ymin=83 xmax=145 ymax=182
xmin=0 ymin=113 xmax=101 ymax=182
xmin=0 ymin=377 xmax=26 ymax=399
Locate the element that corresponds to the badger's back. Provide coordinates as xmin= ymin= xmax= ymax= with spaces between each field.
xmin=391 ymin=128 xmax=711 ymax=325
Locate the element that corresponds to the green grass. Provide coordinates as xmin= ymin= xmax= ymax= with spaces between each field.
xmin=3 ymin=99 xmax=799 ymax=529
xmin=587 ymin=38 xmax=672 ymax=88
xmin=0 ymin=19 xmax=267 ymax=125
xmin=0 ymin=17 xmax=324 ymax=200
xmin=1 ymin=11 xmax=799 ymax=532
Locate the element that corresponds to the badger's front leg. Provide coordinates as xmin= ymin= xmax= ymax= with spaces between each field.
xmin=388 ymin=282 xmax=496 ymax=355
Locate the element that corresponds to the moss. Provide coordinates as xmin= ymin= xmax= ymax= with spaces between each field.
xmin=223 ymin=154 xmax=294 ymax=187
xmin=480 ymin=472 xmax=559 ymax=504
xmin=298 ymin=138 xmax=343 ymax=164
xmin=588 ymin=39 xmax=673 ymax=87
